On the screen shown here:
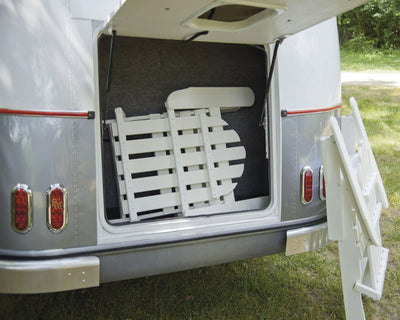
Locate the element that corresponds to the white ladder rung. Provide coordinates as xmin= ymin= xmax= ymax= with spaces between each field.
xmin=373 ymin=202 xmax=383 ymax=229
xmin=350 ymin=97 xmax=389 ymax=209
xmin=354 ymin=246 xmax=389 ymax=301
xmin=363 ymin=171 xmax=378 ymax=198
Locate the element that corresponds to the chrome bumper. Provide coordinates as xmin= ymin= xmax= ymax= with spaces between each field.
xmin=0 ymin=256 xmax=99 ymax=294
xmin=285 ymin=222 xmax=331 ymax=255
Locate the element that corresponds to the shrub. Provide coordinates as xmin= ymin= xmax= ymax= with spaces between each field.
xmin=338 ymin=0 xmax=400 ymax=50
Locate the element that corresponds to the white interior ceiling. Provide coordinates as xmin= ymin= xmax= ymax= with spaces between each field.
xmin=103 ymin=0 xmax=370 ymax=44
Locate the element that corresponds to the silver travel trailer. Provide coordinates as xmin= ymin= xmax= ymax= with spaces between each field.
xmin=0 ymin=1 xmax=390 ymax=317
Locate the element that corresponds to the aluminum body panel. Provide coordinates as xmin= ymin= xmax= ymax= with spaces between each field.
xmin=0 ymin=1 xmax=95 ymax=111
xmin=0 ymin=116 xmax=97 ymax=250
xmin=277 ymin=18 xmax=341 ymax=221
xmin=0 ymin=256 xmax=99 ymax=294
xmin=285 ymin=222 xmax=330 ymax=255
xmin=277 ymin=18 xmax=341 ymax=112
xmin=281 ymin=111 xmax=335 ymax=220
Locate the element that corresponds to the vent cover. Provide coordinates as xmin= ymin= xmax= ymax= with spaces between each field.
xmin=183 ymin=0 xmax=286 ymax=32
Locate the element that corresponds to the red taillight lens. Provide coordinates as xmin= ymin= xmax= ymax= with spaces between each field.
xmin=11 ymin=184 xmax=33 ymax=233
xmin=14 ymin=189 xmax=28 ymax=230
xmin=47 ymin=185 xmax=67 ymax=232
xmin=301 ymin=166 xmax=313 ymax=204
xmin=50 ymin=189 xmax=64 ymax=229
xmin=320 ymin=165 xmax=326 ymax=200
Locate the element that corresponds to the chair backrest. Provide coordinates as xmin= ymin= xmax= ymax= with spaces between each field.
xmin=165 ymin=87 xmax=255 ymax=111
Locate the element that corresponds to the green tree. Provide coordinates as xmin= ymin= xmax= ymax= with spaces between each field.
xmin=338 ymin=0 xmax=400 ymax=50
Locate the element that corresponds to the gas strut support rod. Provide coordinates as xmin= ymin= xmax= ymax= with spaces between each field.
xmin=259 ymin=38 xmax=284 ymax=127
xmin=102 ymin=29 xmax=117 ymax=133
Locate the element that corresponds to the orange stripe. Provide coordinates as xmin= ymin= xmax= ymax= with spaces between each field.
xmin=286 ymin=104 xmax=342 ymax=115
xmin=0 ymin=108 xmax=91 ymax=118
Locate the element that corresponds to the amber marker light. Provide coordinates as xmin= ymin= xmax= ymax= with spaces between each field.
xmin=47 ymin=184 xmax=68 ymax=232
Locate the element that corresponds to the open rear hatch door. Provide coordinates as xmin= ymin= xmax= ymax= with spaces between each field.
xmin=103 ymin=0 xmax=370 ymax=43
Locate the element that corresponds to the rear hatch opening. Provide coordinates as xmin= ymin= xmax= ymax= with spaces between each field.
xmin=98 ymin=36 xmax=271 ymax=225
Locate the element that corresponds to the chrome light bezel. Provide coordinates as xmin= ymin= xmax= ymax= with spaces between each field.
xmin=319 ymin=165 xmax=326 ymax=201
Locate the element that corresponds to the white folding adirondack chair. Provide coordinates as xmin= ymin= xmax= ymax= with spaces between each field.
xmin=321 ymin=97 xmax=389 ymax=320
xmin=107 ymin=87 xmax=254 ymax=222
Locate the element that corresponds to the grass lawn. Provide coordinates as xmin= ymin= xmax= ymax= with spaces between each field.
xmin=341 ymin=48 xmax=400 ymax=72
xmin=0 ymin=86 xmax=398 ymax=319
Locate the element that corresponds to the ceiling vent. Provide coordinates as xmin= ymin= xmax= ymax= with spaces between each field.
xmin=183 ymin=0 xmax=287 ymax=32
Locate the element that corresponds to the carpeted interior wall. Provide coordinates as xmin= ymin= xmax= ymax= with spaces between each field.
xmin=98 ymin=36 xmax=269 ymax=219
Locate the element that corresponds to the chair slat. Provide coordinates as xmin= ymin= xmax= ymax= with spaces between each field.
xmin=128 ymin=154 xmax=175 ymax=173
xmin=135 ymin=192 xmax=181 ymax=212
xmin=132 ymin=173 xmax=178 ymax=193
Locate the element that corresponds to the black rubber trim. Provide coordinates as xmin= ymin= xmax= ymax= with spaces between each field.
xmin=87 ymin=111 xmax=95 ymax=119
xmin=183 ymin=31 xmax=209 ymax=43
xmin=0 ymin=214 xmax=326 ymax=261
